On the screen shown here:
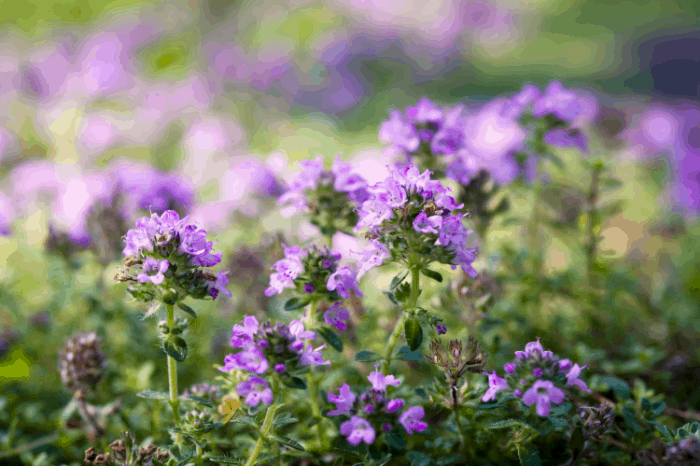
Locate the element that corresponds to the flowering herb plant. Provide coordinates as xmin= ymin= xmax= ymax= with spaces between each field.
xmin=3 ymin=82 xmax=700 ymax=466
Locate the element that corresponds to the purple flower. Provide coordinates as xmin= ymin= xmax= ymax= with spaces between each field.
xmin=230 ymin=346 xmax=269 ymax=374
xmin=413 ymin=211 xmax=443 ymax=234
xmin=522 ymin=380 xmax=565 ymax=417
xmin=558 ymin=359 xmax=572 ymax=372
xmin=504 ymin=363 xmax=516 ymax=374
xmin=435 ymin=322 xmax=447 ymax=335
xmin=399 ymin=406 xmax=428 ymax=435
xmin=354 ymin=199 xmax=394 ymax=231
xmin=533 ymin=368 xmax=543 ymax=377
xmin=502 ymin=84 xmax=541 ymax=120
xmin=327 ymin=383 xmax=357 ymax=416
xmin=327 ymin=266 xmax=364 ymax=299
xmin=237 ymin=376 xmax=273 ymax=407
xmin=209 ymin=270 xmax=232 ymax=299
xmin=482 ymin=370 xmax=509 ymax=402
xmin=531 ymin=81 xmax=583 ymax=123
xmin=367 ymin=364 xmax=401 ymax=391
xmin=406 ymin=97 xmax=443 ymax=125
xmin=137 ymin=258 xmax=169 ymax=285
xmin=289 ymin=319 xmax=315 ymax=342
xmin=354 ymin=239 xmax=391 ymax=279
xmin=324 ymin=302 xmax=351 ymax=330
xmin=299 ymin=343 xmax=331 ymax=367
xmin=565 ymin=364 xmax=592 ymax=393
xmin=386 ymin=399 xmax=405 ymax=413
xmin=231 ymin=315 xmax=259 ymax=348
xmin=544 ymin=128 xmax=588 ymax=154
xmin=514 ymin=337 xmax=544 ymax=360
xmin=431 ymin=106 xmax=467 ymax=155
xmin=514 ymin=389 xmax=522 ymax=398
xmin=274 ymin=363 xmax=286 ymax=373
xmin=340 ymin=416 xmax=376 ymax=446
xmin=379 ymin=110 xmax=420 ymax=152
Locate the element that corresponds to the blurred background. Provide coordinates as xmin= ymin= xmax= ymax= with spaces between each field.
xmin=1 ymin=0 xmax=700 ymax=464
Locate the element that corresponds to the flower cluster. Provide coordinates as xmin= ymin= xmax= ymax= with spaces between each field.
xmin=84 ymin=432 xmax=170 ymax=466
xmin=116 ymin=210 xmax=231 ymax=302
xmin=353 ymin=165 xmax=478 ymax=278
xmin=181 ymin=383 xmax=222 ymax=403
xmin=265 ymin=243 xmax=362 ymax=303
xmin=220 ymin=316 xmax=331 ymax=406
xmin=327 ymin=364 xmax=427 ymax=445
xmin=481 ymin=338 xmax=592 ymax=417
xmin=58 ymin=331 xmax=106 ymax=395
xmin=278 ymin=155 xmax=370 ymax=236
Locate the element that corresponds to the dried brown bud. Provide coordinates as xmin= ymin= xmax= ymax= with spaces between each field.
xmin=200 ymin=271 xmax=217 ymax=281
xmin=122 ymin=256 xmax=142 ymax=268
xmin=156 ymin=450 xmax=171 ymax=461
xmin=84 ymin=446 xmax=97 ymax=463
xmin=108 ymin=439 xmax=126 ymax=460
xmin=93 ymin=452 xmax=111 ymax=466
xmin=423 ymin=200 xmax=439 ymax=216
xmin=58 ymin=331 xmax=106 ymax=394
xmin=114 ymin=268 xmax=136 ymax=283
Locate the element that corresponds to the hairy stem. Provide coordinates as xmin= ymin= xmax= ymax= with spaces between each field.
xmin=0 ymin=433 xmax=60 ymax=459
xmin=243 ymin=378 xmax=280 ymax=466
xmin=453 ymin=403 xmax=467 ymax=452
xmin=166 ymin=304 xmax=181 ymax=443
xmin=381 ymin=267 xmax=420 ymax=373
xmin=585 ymin=163 xmax=602 ymax=288
xmin=304 ymin=302 xmax=324 ymax=448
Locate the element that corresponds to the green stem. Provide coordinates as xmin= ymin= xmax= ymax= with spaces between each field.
xmin=381 ymin=267 xmax=420 ymax=373
xmin=243 ymin=379 xmax=280 ymax=466
xmin=304 ymin=302 xmax=323 ymax=448
xmin=527 ymin=157 xmax=544 ymax=278
xmin=166 ymin=304 xmax=181 ymax=443
xmin=586 ymin=164 xmax=602 ymax=288
xmin=196 ymin=444 xmax=203 ymax=465
xmin=453 ymin=404 xmax=467 ymax=453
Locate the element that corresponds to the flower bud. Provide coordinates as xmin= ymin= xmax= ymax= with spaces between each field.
xmin=435 ymin=322 xmax=447 ymax=335
xmin=162 ymin=289 xmax=179 ymax=305
xmin=58 ymin=331 xmax=106 ymax=395
xmin=158 ymin=321 xmax=170 ymax=334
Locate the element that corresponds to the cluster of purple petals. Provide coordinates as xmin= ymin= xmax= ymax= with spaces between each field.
xmin=352 ymin=165 xmax=478 ymax=278
xmin=4 ymin=158 xmax=194 ymax=245
xmin=327 ymin=364 xmax=427 ymax=445
xmin=278 ymin=155 xmax=370 ymax=218
xmin=220 ymin=315 xmax=331 ymax=406
xmin=264 ymin=243 xmax=363 ymax=302
xmin=122 ymin=210 xmax=230 ymax=299
xmin=482 ymin=337 xmax=591 ymax=417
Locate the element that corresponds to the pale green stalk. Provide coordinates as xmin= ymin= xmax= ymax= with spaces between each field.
xmin=166 ymin=304 xmax=181 ymax=443
xmin=304 ymin=301 xmax=324 ymax=448
xmin=243 ymin=378 xmax=280 ymax=466
xmin=381 ymin=267 xmax=420 ymax=373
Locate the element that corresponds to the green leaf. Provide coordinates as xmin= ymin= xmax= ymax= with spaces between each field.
xmin=650 ymin=401 xmax=666 ymax=417
xmin=208 ymin=456 xmax=243 ymax=464
xmin=406 ymin=451 xmax=433 ymax=466
xmin=404 ymin=317 xmax=423 ymax=351
xmin=355 ymin=351 xmax=381 ymax=362
xmin=390 ymin=270 xmax=410 ymax=290
xmin=317 ymin=326 xmax=343 ymax=352
xmin=600 ymin=376 xmax=631 ymax=400
xmin=421 ymin=269 xmax=443 ymax=283
xmin=178 ymin=302 xmax=197 ymax=319
xmin=383 ymin=291 xmax=400 ymax=306
xmin=414 ymin=388 xmax=429 ymax=400
xmin=570 ymin=426 xmax=585 ymax=457
xmin=516 ymin=444 xmax=542 ymax=466
xmin=621 ymin=406 xmax=641 ymax=433
xmin=273 ymin=416 xmax=299 ymax=428
xmin=282 ymin=377 xmax=307 ymax=390
xmin=271 ymin=435 xmax=305 ymax=451
xmin=487 ymin=419 xmax=525 ymax=429
xmin=183 ymin=395 xmax=214 ymax=409
xmin=397 ymin=345 xmax=423 ymax=362
xmin=143 ymin=301 xmax=162 ymax=319
xmin=655 ymin=424 xmax=674 ymax=442
xmin=284 ymin=297 xmax=310 ymax=311
xmin=385 ymin=432 xmax=405 ymax=451
xmin=229 ymin=416 xmax=259 ymax=428
xmin=164 ymin=336 xmax=188 ymax=362
xmin=136 ymin=390 xmax=169 ymax=400
xmin=548 ymin=416 xmax=568 ymax=428
xmin=437 ymin=455 xmax=462 ymax=466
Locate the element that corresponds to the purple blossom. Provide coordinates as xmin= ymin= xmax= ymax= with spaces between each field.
xmin=399 ymin=406 xmax=428 ymax=435
xmin=406 ymin=97 xmax=443 ymax=124
xmin=502 ymin=83 xmax=541 ymax=120
xmin=327 ymin=383 xmax=357 ymax=416
xmin=504 ymin=363 xmax=516 ymax=374
xmin=229 ymin=346 xmax=269 ymax=374
xmin=299 ymin=343 xmax=331 ymax=367
xmin=237 ymin=377 xmax=273 ymax=407
xmin=565 ymin=364 xmax=592 ymax=393
xmin=136 ymin=258 xmax=169 ymax=285
xmin=367 ymin=364 xmax=401 ymax=391
xmin=482 ymin=370 xmax=509 ymax=402
xmin=544 ymin=128 xmax=588 ymax=154
xmin=514 ymin=337 xmax=544 ymax=360
xmin=354 ymin=239 xmax=391 ymax=279
xmin=327 ymin=266 xmax=363 ymax=299
xmin=231 ymin=316 xmax=259 ymax=348
xmin=289 ymin=319 xmax=316 ymax=348
xmin=340 ymin=416 xmax=376 ymax=446
xmin=274 ymin=364 xmax=286 ymax=373
xmin=324 ymin=302 xmax=351 ymax=330
xmin=413 ymin=211 xmax=443 ymax=234
xmin=435 ymin=322 xmax=447 ymax=335
xmin=379 ymin=110 xmax=420 ymax=152
xmin=354 ymin=199 xmax=394 ymax=231
xmin=558 ymin=359 xmax=572 ymax=372
xmin=533 ymin=368 xmax=543 ymax=377
xmin=210 ymin=270 xmax=232 ymax=298
xmin=531 ymin=81 xmax=583 ymax=123
xmin=522 ymin=380 xmax=565 ymax=417
xmin=431 ymin=106 xmax=467 ymax=155
xmin=386 ymin=399 xmax=405 ymax=413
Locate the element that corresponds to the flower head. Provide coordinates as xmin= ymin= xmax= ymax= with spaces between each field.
xmin=399 ymin=406 xmax=428 ymax=435
xmin=367 ymin=364 xmax=401 ymax=391
xmin=237 ymin=376 xmax=273 ymax=407
xmin=481 ymin=370 xmax=509 ymax=402
xmin=565 ymin=363 xmax=592 ymax=393
xmin=327 ymin=383 xmax=357 ymax=416
xmin=327 ymin=266 xmax=363 ymax=299
xmin=324 ymin=302 xmax=351 ymax=330
xmin=231 ymin=315 xmax=259 ymax=348
xmin=340 ymin=416 xmax=376 ymax=446
xmin=522 ymin=379 xmax=565 ymax=417
xmin=136 ymin=258 xmax=169 ymax=285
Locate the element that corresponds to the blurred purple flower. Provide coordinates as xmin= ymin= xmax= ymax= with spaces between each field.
xmin=399 ymin=406 xmax=428 ymax=435
xmin=137 ymin=258 xmax=169 ymax=285
xmin=544 ymin=128 xmax=588 ymax=153
xmin=237 ymin=376 xmax=273 ymax=407
xmin=324 ymin=302 xmax=351 ymax=330
xmin=340 ymin=416 xmax=375 ymax=446
xmin=327 ymin=383 xmax=357 ymax=416
xmin=481 ymin=370 xmax=508 ymax=402
xmin=565 ymin=363 xmax=592 ymax=393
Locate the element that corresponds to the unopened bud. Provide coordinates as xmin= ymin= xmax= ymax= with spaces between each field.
xmin=162 ymin=289 xmax=178 ymax=305
xmin=158 ymin=321 xmax=170 ymax=334
xmin=122 ymin=256 xmax=142 ymax=268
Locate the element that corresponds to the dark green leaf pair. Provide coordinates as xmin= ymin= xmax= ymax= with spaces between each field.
xmin=404 ymin=316 xmax=423 ymax=351
xmin=164 ymin=336 xmax=187 ymax=362
xmin=283 ymin=297 xmax=311 ymax=311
